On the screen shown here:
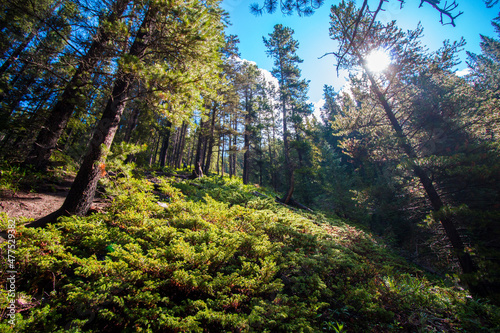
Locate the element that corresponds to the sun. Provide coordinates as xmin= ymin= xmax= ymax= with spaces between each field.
xmin=365 ymin=49 xmax=391 ymax=73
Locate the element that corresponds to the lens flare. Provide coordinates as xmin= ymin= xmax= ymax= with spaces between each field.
xmin=365 ymin=49 xmax=391 ymax=73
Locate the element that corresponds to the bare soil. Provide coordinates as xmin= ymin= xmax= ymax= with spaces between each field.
xmin=0 ymin=177 xmax=109 ymax=222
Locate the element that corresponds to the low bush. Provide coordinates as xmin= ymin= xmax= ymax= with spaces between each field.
xmin=1 ymin=176 xmax=499 ymax=332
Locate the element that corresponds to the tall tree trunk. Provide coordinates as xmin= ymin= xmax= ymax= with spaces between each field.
xmin=123 ymin=107 xmax=140 ymax=143
xmin=243 ymin=91 xmax=251 ymax=184
xmin=258 ymin=141 xmax=263 ymax=186
xmin=194 ymin=118 xmax=205 ymax=166
xmin=230 ymin=116 xmax=237 ymax=178
xmin=24 ymin=0 xmax=131 ymax=170
xmin=168 ymin=126 xmax=179 ymax=166
xmin=187 ymin=132 xmax=195 ymax=167
xmin=276 ymin=54 xmax=294 ymax=203
xmin=175 ymin=121 xmax=188 ymax=168
xmin=216 ymin=136 xmax=220 ymax=175
xmin=221 ymin=132 xmax=225 ymax=177
xmin=271 ymin=108 xmax=278 ymax=191
xmin=267 ymin=130 xmax=275 ymax=190
xmin=159 ymin=121 xmax=172 ymax=168
xmin=281 ymin=95 xmax=294 ymax=203
xmin=203 ymin=103 xmax=217 ymax=174
xmin=201 ymin=126 xmax=208 ymax=170
xmin=149 ymin=132 xmax=159 ymax=166
xmin=229 ymin=137 xmax=233 ymax=177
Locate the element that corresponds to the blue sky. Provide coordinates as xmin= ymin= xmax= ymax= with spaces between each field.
xmin=221 ymin=0 xmax=499 ymax=106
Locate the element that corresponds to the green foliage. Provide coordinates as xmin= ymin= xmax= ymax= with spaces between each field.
xmin=1 ymin=175 xmax=499 ymax=332
xmin=0 ymin=164 xmax=29 ymax=192
xmin=99 ymin=142 xmax=148 ymax=198
xmin=0 ymin=163 xmax=57 ymax=193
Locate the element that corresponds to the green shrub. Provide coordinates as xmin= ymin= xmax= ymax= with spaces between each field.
xmin=1 ymin=176 xmax=499 ymax=332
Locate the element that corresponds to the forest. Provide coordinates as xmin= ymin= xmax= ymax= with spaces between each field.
xmin=0 ymin=0 xmax=499 ymax=331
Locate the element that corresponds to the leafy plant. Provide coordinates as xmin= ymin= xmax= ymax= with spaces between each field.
xmin=1 ymin=176 xmax=499 ymax=332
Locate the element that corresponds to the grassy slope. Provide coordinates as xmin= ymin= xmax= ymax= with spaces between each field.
xmin=1 ymin=175 xmax=499 ymax=332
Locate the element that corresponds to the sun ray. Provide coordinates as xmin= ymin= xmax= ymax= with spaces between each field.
xmin=365 ymin=49 xmax=391 ymax=73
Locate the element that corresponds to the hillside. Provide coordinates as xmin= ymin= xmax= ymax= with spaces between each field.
xmin=1 ymin=172 xmax=499 ymax=332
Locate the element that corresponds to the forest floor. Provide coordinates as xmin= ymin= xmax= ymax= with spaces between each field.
xmin=1 ymin=173 xmax=499 ymax=331
xmin=0 ymin=176 xmax=108 ymax=221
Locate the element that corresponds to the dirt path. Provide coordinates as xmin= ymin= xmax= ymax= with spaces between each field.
xmin=0 ymin=191 xmax=68 ymax=221
xmin=0 ymin=178 xmax=108 ymax=222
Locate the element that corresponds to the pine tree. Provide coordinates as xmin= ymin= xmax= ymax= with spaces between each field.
xmin=237 ymin=62 xmax=260 ymax=184
xmin=25 ymin=0 xmax=130 ymax=169
xmin=28 ymin=0 xmax=225 ymax=224
xmin=23 ymin=0 xmax=132 ymax=170
xmin=328 ymin=0 xmax=485 ymax=294
xmin=263 ymin=24 xmax=305 ymax=204
xmin=0 ymin=0 xmax=79 ymax=148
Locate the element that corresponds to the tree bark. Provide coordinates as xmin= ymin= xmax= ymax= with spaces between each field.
xmin=60 ymin=78 xmax=132 ymax=216
xmin=194 ymin=118 xmax=205 ymax=166
xmin=204 ymin=103 xmax=217 ymax=174
xmin=243 ymin=90 xmax=251 ymax=184
xmin=168 ymin=126 xmax=180 ymax=166
xmin=159 ymin=121 xmax=172 ymax=168
xmin=221 ymin=132 xmax=225 ymax=177
xmin=175 ymin=121 xmax=188 ymax=168
xmin=149 ymin=132 xmax=159 ymax=166
xmin=123 ymin=107 xmax=140 ymax=143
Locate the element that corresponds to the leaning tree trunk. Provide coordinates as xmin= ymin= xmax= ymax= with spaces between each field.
xmin=24 ymin=0 xmax=131 ymax=170
xmin=61 ymin=78 xmax=133 ymax=215
xmin=366 ymin=70 xmax=480 ymax=290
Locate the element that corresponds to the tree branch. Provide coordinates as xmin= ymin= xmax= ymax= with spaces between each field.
xmin=419 ymin=0 xmax=463 ymax=27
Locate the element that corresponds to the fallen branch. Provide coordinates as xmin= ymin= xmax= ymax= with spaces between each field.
xmin=289 ymin=198 xmax=314 ymax=212
xmin=252 ymin=191 xmax=268 ymax=198
xmin=274 ymin=196 xmax=298 ymax=211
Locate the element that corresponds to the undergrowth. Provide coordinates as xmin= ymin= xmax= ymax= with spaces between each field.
xmin=0 ymin=175 xmax=499 ymax=332
xmin=0 ymin=159 xmax=73 ymax=193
